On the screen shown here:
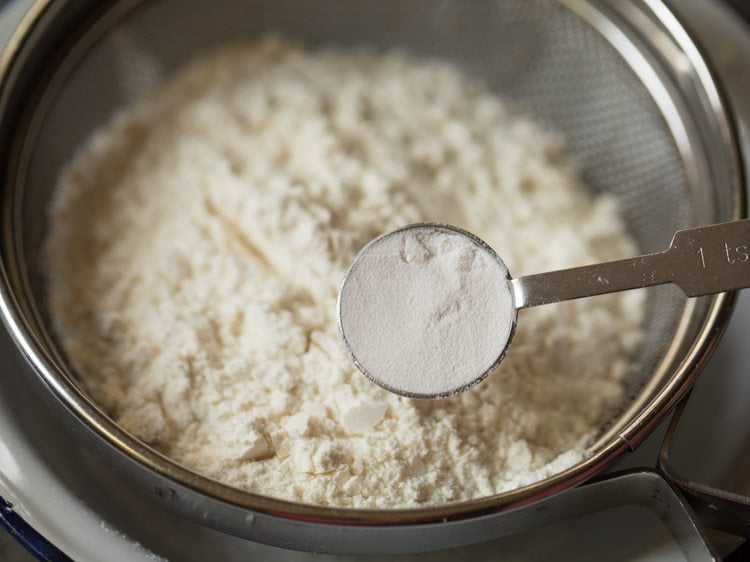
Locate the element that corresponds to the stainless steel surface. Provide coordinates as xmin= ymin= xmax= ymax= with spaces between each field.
xmin=513 ymin=219 xmax=750 ymax=308
xmin=0 ymin=0 xmax=744 ymax=555
xmin=659 ymin=392 xmax=750 ymax=541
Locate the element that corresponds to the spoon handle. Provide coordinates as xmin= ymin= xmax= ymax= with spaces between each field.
xmin=510 ymin=219 xmax=750 ymax=309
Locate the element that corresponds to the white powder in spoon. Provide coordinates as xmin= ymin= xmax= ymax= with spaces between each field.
xmin=339 ymin=225 xmax=516 ymax=397
xmin=47 ymin=37 xmax=645 ymax=508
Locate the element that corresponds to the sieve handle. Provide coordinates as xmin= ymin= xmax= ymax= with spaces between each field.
xmin=510 ymin=219 xmax=750 ymax=309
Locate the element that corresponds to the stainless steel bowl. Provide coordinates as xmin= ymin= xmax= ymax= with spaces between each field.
xmin=0 ymin=0 xmax=744 ymax=554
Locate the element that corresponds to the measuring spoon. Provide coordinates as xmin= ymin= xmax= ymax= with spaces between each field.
xmin=337 ymin=220 xmax=750 ymax=398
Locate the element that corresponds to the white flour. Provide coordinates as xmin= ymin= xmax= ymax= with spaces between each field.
xmin=339 ymin=225 xmax=515 ymax=397
xmin=48 ymin=37 xmax=645 ymax=508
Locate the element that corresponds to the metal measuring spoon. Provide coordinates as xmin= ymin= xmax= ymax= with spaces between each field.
xmin=337 ymin=220 xmax=750 ymax=399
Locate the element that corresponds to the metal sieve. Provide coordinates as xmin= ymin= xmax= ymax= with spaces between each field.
xmin=0 ymin=0 xmax=743 ymax=555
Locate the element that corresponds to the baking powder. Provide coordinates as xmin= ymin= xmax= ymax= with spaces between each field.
xmin=339 ymin=225 xmax=515 ymax=397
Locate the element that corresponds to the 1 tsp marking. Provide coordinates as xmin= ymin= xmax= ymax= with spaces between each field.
xmin=698 ymin=243 xmax=750 ymax=268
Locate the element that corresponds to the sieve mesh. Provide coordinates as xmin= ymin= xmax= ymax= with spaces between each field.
xmin=5 ymin=0 xmax=736 ymax=507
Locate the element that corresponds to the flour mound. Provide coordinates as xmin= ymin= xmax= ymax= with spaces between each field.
xmin=48 ymin=37 xmax=645 ymax=508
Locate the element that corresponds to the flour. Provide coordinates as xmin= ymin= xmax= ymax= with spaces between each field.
xmin=339 ymin=225 xmax=515 ymax=397
xmin=47 ymin=37 xmax=645 ymax=508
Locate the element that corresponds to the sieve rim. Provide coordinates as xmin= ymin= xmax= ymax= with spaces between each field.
xmin=0 ymin=0 xmax=744 ymax=534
